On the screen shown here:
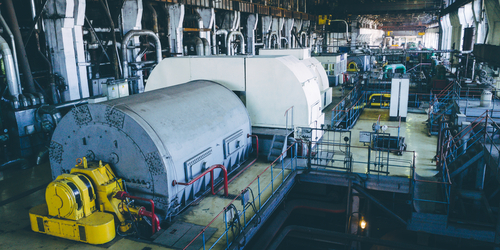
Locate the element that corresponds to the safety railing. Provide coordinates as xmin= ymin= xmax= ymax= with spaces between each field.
xmin=331 ymin=84 xmax=365 ymax=129
xmin=423 ymin=110 xmax=500 ymax=217
xmin=441 ymin=112 xmax=488 ymax=164
xmin=297 ymin=142 xmax=415 ymax=178
xmin=296 ymin=127 xmax=352 ymax=172
xmin=484 ymin=121 xmax=500 ymax=175
xmin=295 ymin=127 xmax=414 ymax=178
xmin=181 ymin=143 xmax=298 ymax=250
xmin=411 ymin=162 xmax=452 ymax=215
xmin=428 ymin=82 xmax=461 ymax=135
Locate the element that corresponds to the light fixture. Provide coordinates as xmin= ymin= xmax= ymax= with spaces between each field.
xmin=360 ymin=217 xmax=367 ymax=230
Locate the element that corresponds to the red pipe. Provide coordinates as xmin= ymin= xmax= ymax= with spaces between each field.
xmin=216 ymin=134 xmax=259 ymax=194
xmin=172 ymin=164 xmax=228 ymax=197
xmin=114 ymin=191 xmax=160 ymax=235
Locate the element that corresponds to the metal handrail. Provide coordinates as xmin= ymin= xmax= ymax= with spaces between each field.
xmin=172 ymin=164 xmax=228 ymax=197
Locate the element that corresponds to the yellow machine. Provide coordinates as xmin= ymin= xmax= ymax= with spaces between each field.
xmin=347 ymin=61 xmax=359 ymax=72
xmin=29 ymin=158 xmax=160 ymax=244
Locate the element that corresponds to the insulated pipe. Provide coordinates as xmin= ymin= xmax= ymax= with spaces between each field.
xmin=201 ymin=38 xmax=210 ymax=55
xmin=184 ymin=36 xmax=203 ymax=55
xmin=24 ymin=93 xmax=38 ymax=106
xmin=226 ymin=31 xmax=245 ymax=55
xmin=18 ymin=94 xmax=28 ymax=107
xmin=329 ymin=19 xmax=350 ymax=42
xmin=3 ymin=0 xmax=36 ymax=93
xmin=122 ymin=30 xmax=162 ymax=79
xmin=215 ymin=29 xmax=228 ymax=54
xmin=0 ymin=35 xmax=20 ymax=97
xmin=268 ymin=31 xmax=280 ymax=49
xmin=300 ymin=31 xmax=307 ymax=47
xmin=0 ymin=13 xmax=20 ymax=93
xmin=9 ymin=95 xmax=19 ymax=109
xmin=194 ymin=37 xmax=204 ymax=55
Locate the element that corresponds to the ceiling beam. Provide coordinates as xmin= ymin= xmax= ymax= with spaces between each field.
xmin=380 ymin=25 xmax=427 ymax=31
xmin=339 ymin=2 xmax=440 ymax=15
xmin=441 ymin=0 xmax=474 ymax=16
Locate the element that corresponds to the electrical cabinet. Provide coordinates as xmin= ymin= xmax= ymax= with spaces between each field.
xmin=390 ymin=75 xmax=409 ymax=121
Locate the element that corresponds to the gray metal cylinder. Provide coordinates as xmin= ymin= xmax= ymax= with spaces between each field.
xmin=49 ymin=80 xmax=252 ymax=214
xmin=0 ymin=35 xmax=20 ymax=97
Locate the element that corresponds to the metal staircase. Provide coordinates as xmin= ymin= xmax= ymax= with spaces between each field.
xmin=427 ymin=82 xmax=459 ymax=135
xmin=268 ymin=135 xmax=287 ymax=162
xmin=411 ymin=111 xmax=500 ymax=243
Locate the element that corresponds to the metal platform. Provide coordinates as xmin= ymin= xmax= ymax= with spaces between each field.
xmin=298 ymin=170 xmax=412 ymax=194
xmin=407 ymin=212 xmax=495 ymax=243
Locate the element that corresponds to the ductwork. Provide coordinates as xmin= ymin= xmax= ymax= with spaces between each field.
xmin=122 ymin=30 xmax=162 ymax=79
xmin=227 ymin=31 xmax=245 ymax=55
xmin=0 ymin=35 xmax=20 ymax=97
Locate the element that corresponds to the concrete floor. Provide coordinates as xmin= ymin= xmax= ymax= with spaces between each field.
xmin=350 ymin=108 xmax=438 ymax=178
xmin=324 ymin=86 xmax=438 ymax=178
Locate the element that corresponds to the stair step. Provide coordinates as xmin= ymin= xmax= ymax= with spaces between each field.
xmin=274 ymin=135 xmax=286 ymax=141
xmin=272 ymin=141 xmax=284 ymax=149
xmin=270 ymin=148 xmax=282 ymax=156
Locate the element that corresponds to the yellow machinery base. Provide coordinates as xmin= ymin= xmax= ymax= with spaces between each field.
xmin=29 ymin=204 xmax=116 ymax=245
